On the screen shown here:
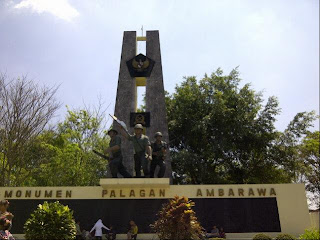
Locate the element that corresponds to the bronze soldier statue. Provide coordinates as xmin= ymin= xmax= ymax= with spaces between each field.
xmin=105 ymin=129 xmax=131 ymax=178
xmin=150 ymin=132 xmax=167 ymax=178
xmin=120 ymin=124 xmax=152 ymax=178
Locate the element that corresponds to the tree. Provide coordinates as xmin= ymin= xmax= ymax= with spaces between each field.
xmin=20 ymin=107 xmax=110 ymax=186
xmin=301 ymin=131 xmax=319 ymax=194
xmin=151 ymin=196 xmax=204 ymax=240
xmin=0 ymin=74 xmax=60 ymax=186
xmin=271 ymin=114 xmax=318 ymax=208
xmin=24 ymin=201 xmax=76 ymax=240
xmin=299 ymin=131 xmax=319 ymax=208
xmin=136 ymin=93 xmax=146 ymax=112
xmin=166 ymin=68 xmax=317 ymax=185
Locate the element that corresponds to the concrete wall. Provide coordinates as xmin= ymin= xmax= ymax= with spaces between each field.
xmin=310 ymin=211 xmax=319 ymax=229
xmin=1 ymin=182 xmax=312 ymax=239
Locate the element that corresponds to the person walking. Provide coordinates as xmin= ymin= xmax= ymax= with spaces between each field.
xmin=90 ymin=219 xmax=110 ymax=240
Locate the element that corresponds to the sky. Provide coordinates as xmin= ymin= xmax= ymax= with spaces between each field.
xmin=0 ymin=0 xmax=319 ymax=131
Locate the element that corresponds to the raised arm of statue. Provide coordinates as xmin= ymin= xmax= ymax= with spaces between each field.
xmin=120 ymin=126 xmax=129 ymax=140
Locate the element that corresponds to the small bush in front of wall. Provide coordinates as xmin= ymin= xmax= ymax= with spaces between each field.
xmin=252 ymin=233 xmax=272 ymax=240
xmin=24 ymin=201 xmax=76 ymax=240
xmin=299 ymin=228 xmax=320 ymax=240
xmin=151 ymin=196 xmax=204 ymax=240
xmin=275 ymin=233 xmax=296 ymax=240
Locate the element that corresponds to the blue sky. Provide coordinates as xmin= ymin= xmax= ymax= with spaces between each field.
xmin=0 ymin=0 xmax=319 ymax=131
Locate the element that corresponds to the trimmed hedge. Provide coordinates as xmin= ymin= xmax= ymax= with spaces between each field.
xmin=252 ymin=233 xmax=272 ymax=240
xmin=275 ymin=233 xmax=296 ymax=240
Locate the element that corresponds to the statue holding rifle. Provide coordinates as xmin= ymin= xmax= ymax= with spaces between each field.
xmin=121 ymin=124 xmax=152 ymax=178
xmin=110 ymin=115 xmax=152 ymax=178
xmin=93 ymin=127 xmax=131 ymax=178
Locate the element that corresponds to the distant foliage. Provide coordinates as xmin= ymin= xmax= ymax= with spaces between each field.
xmin=299 ymin=228 xmax=320 ymax=240
xmin=298 ymin=131 xmax=320 ymax=208
xmin=252 ymin=233 xmax=272 ymax=240
xmin=24 ymin=201 xmax=76 ymax=240
xmin=275 ymin=233 xmax=296 ymax=240
xmin=151 ymin=196 xmax=204 ymax=240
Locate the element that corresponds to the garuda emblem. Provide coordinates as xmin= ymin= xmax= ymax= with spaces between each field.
xmin=126 ymin=54 xmax=155 ymax=77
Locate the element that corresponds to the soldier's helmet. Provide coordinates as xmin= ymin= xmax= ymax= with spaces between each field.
xmin=154 ymin=132 xmax=163 ymax=138
xmin=134 ymin=124 xmax=144 ymax=130
xmin=108 ymin=129 xmax=118 ymax=135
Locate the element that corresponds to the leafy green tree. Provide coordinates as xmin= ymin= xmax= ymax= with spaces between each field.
xmin=136 ymin=93 xmax=146 ymax=112
xmin=295 ymin=131 xmax=320 ymax=208
xmin=166 ymin=68 xmax=316 ymax=185
xmin=20 ymin=107 xmax=110 ymax=186
xmin=272 ymin=113 xmax=317 ymax=181
xmin=24 ymin=201 xmax=76 ymax=240
xmin=299 ymin=131 xmax=319 ymax=196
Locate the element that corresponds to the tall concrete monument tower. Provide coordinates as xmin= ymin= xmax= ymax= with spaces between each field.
xmin=113 ymin=30 xmax=172 ymax=178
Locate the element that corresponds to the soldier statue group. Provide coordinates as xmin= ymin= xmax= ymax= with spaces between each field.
xmin=104 ymin=124 xmax=167 ymax=178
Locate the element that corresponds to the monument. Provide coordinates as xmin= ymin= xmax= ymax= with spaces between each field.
xmin=0 ymin=30 xmax=313 ymax=239
xmin=113 ymin=30 xmax=171 ymax=178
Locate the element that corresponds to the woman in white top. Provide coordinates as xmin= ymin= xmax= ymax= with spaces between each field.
xmin=90 ymin=219 xmax=110 ymax=240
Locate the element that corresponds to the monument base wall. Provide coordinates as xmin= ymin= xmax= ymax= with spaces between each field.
xmin=0 ymin=179 xmax=311 ymax=239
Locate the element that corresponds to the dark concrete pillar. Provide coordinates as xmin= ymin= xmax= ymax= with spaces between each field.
xmin=145 ymin=30 xmax=172 ymax=178
xmin=113 ymin=31 xmax=136 ymax=176
xmin=112 ymin=30 xmax=172 ymax=179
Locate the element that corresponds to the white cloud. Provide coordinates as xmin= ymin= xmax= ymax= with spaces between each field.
xmin=14 ymin=0 xmax=79 ymax=22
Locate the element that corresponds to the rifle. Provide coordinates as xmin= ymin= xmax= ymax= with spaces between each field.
xmin=109 ymin=114 xmax=151 ymax=160
xmin=92 ymin=149 xmax=111 ymax=161
xmin=109 ymin=114 xmax=129 ymax=135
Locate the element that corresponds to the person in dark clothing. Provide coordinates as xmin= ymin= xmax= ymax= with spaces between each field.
xmin=106 ymin=225 xmax=116 ymax=240
xmin=205 ymin=225 xmax=219 ymax=238
xmin=219 ymin=227 xmax=226 ymax=239
xmin=75 ymin=220 xmax=82 ymax=240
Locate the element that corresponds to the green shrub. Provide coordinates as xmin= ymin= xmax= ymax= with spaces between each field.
xmin=299 ymin=228 xmax=320 ymax=240
xmin=24 ymin=201 xmax=76 ymax=240
xmin=252 ymin=233 xmax=272 ymax=240
xmin=275 ymin=233 xmax=296 ymax=240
